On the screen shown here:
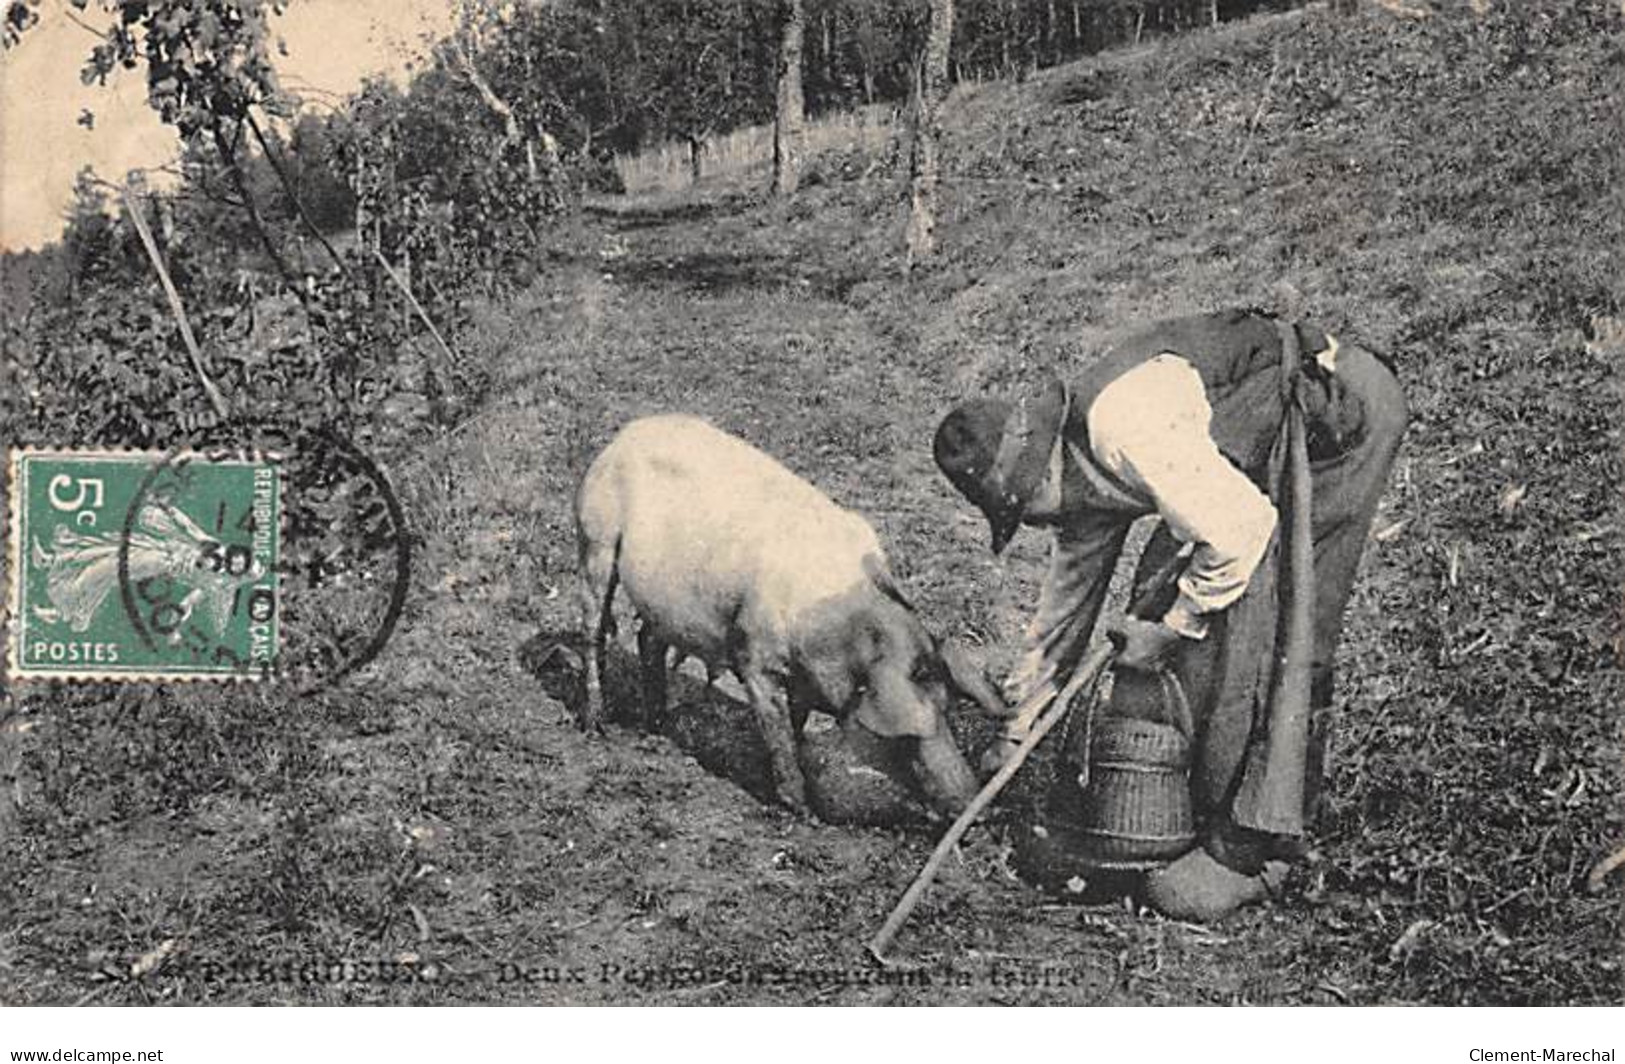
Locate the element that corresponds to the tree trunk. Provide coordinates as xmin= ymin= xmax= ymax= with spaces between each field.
xmin=455 ymin=38 xmax=562 ymax=188
xmin=822 ymin=9 xmax=835 ymax=89
xmin=353 ymin=143 xmax=366 ymax=239
xmin=772 ymin=0 xmax=806 ymax=197
xmin=213 ymin=122 xmax=296 ymax=287
xmin=688 ymin=135 xmax=705 ymax=184
xmin=247 ymin=113 xmax=344 ymax=273
xmin=904 ymin=0 xmax=953 ymax=271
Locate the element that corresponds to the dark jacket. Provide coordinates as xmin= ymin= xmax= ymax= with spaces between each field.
xmin=1063 ymin=309 xmax=1368 ymax=479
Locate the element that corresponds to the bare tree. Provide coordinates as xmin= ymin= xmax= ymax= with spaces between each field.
xmin=453 ymin=0 xmax=562 ymax=185
xmin=772 ymin=0 xmax=806 ymax=197
xmin=905 ymin=0 xmax=953 ymax=269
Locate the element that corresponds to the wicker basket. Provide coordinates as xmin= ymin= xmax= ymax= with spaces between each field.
xmin=1045 ymin=670 xmax=1198 ymax=873
xmin=1071 ymin=715 xmax=1196 ymax=869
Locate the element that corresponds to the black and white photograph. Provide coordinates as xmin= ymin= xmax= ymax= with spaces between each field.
xmin=0 ymin=0 xmax=1620 ymax=1025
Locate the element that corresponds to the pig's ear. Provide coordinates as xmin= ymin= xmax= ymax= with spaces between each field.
xmin=937 ymin=638 xmax=1014 ymax=719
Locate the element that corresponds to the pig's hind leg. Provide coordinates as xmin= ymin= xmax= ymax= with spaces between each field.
xmin=637 ymin=620 xmax=671 ymax=731
xmin=576 ymin=532 xmax=620 ymax=733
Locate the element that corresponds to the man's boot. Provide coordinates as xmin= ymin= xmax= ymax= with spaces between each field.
xmin=1143 ymin=847 xmax=1268 ymax=921
xmin=1144 ymin=820 xmax=1275 ymax=921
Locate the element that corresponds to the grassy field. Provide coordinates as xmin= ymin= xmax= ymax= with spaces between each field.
xmin=2 ymin=2 xmax=1621 ymax=1005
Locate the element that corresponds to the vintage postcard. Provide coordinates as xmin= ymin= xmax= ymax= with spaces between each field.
xmin=0 ymin=0 xmax=1618 ymax=1032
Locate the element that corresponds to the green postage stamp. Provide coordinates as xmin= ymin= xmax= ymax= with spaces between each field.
xmin=7 ymin=448 xmax=281 ymax=681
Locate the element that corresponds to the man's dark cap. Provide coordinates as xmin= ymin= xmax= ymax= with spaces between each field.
xmin=933 ymin=377 xmax=1068 ymax=554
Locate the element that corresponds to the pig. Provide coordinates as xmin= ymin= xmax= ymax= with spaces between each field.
xmin=573 ymin=413 xmax=1011 ymax=815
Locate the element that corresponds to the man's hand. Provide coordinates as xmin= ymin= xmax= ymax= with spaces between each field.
xmin=1108 ymin=617 xmax=1185 ymax=673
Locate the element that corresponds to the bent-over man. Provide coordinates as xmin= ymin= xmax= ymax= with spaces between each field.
xmin=933 ymin=307 xmax=1407 ymax=920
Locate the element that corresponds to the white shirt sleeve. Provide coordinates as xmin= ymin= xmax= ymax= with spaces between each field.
xmin=1086 ymin=354 xmax=1278 ymax=638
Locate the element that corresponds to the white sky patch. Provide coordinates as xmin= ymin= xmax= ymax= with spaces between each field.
xmin=0 ymin=0 xmax=456 ymax=251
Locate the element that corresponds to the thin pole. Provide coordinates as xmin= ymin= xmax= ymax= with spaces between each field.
xmin=122 ymin=184 xmax=231 ymax=420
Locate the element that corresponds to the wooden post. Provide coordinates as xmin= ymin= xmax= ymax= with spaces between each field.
xmin=121 ymin=184 xmax=230 ymax=420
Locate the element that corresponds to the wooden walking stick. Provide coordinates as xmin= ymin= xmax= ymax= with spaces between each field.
xmin=867 ymin=641 xmax=1115 ymax=964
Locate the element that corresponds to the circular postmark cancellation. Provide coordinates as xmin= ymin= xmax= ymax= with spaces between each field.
xmin=6 ymin=424 xmax=410 ymax=691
